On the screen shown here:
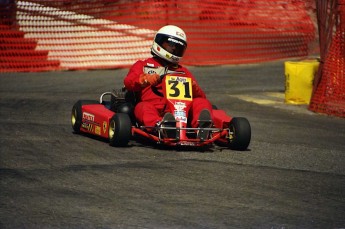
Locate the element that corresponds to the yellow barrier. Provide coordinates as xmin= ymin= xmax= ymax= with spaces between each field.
xmin=284 ymin=60 xmax=319 ymax=104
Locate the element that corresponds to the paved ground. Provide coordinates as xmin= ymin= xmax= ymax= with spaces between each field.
xmin=1 ymin=61 xmax=344 ymax=229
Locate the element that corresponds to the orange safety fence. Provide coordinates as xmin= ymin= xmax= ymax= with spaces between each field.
xmin=309 ymin=0 xmax=345 ymax=118
xmin=1 ymin=0 xmax=317 ymax=72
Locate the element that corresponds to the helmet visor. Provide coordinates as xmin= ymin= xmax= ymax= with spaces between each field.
xmin=155 ymin=34 xmax=187 ymax=57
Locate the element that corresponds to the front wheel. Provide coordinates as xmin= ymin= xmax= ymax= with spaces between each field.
xmin=228 ymin=117 xmax=251 ymax=150
xmin=108 ymin=113 xmax=132 ymax=147
xmin=217 ymin=117 xmax=251 ymax=150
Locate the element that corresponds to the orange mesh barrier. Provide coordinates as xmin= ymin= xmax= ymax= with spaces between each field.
xmin=1 ymin=0 xmax=317 ymax=72
xmin=309 ymin=0 xmax=345 ymax=118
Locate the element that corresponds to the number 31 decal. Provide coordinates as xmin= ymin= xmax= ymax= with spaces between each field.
xmin=166 ymin=76 xmax=193 ymax=101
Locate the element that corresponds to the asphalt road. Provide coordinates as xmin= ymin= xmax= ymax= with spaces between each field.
xmin=1 ymin=61 xmax=345 ymax=229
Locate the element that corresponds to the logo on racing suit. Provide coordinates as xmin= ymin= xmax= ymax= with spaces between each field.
xmin=148 ymin=70 xmax=157 ymax=74
xmin=143 ymin=66 xmax=166 ymax=75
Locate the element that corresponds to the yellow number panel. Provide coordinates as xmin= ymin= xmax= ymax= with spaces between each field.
xmin=165 ymin=75 xmax=193 ymax=101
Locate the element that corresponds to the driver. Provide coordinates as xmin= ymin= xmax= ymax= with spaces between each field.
xmin=123 ymin=25 xmax=213 ymax=139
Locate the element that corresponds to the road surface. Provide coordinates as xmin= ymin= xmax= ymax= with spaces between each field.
xmin=1 ymin=61 xmax=344 ymax=228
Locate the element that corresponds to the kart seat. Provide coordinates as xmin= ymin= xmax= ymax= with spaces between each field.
xmin=109 ymin=87 xmax=138 ymax=124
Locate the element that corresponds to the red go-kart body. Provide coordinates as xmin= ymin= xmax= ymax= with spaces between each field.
xmin=71 ymin=74 xmax=251 ymax=150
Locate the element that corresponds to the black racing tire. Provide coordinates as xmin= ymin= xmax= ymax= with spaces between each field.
xmin=108 ymin=113 xmax=132 ymax=147
xmin=71 ymin=100 xmax=98 ymax=133
xmin=228 ymin=117 xmax=251 ymax=151
xmin=215 ymin=117 xmax=251 ymax=150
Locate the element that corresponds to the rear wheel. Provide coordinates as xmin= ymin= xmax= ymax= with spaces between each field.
xmin=109 ymin=113 xmax=132 ymax=147
xmin=228 ymin=117 xmax=251 ymax=150
xmin=71 ymin=100 xmax=98 ymax=133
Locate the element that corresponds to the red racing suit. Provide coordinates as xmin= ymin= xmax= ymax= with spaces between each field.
xmin=124 ymin=57 xmax=213 ymax=127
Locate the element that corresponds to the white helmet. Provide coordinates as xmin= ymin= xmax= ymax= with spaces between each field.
xmin=151 ymin=25 xmax=187 ymax=64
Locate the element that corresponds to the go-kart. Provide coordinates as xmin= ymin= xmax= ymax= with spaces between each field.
xmin=71 ymin=73 xmax=251 ymax=150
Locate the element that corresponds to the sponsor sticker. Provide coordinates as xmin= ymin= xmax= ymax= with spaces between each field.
xmin=95 ymin=126 xmax=101 ymax=135
xmin=176 ymin=31 xmax=185 ymax=38
xmin=168 ymin=37 xmax=184 ymax=46
xmin=103 ymin=121 xmax=107 ymax=134
xmin=174 ymin=110 xmax=187 ymax=123
xmin=174 ymin=101 xmax=186 ymax=111
xmin=171 ymin=56 xmax=179 ymax=62
xmin=82 ymin=123 xmax=93 ymax=132
xmin=82 ymin=112 xmax=94 ymax=122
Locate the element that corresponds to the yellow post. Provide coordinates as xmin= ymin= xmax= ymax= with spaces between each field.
xmin=284 ymin=60 xmax=319 ymax=104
